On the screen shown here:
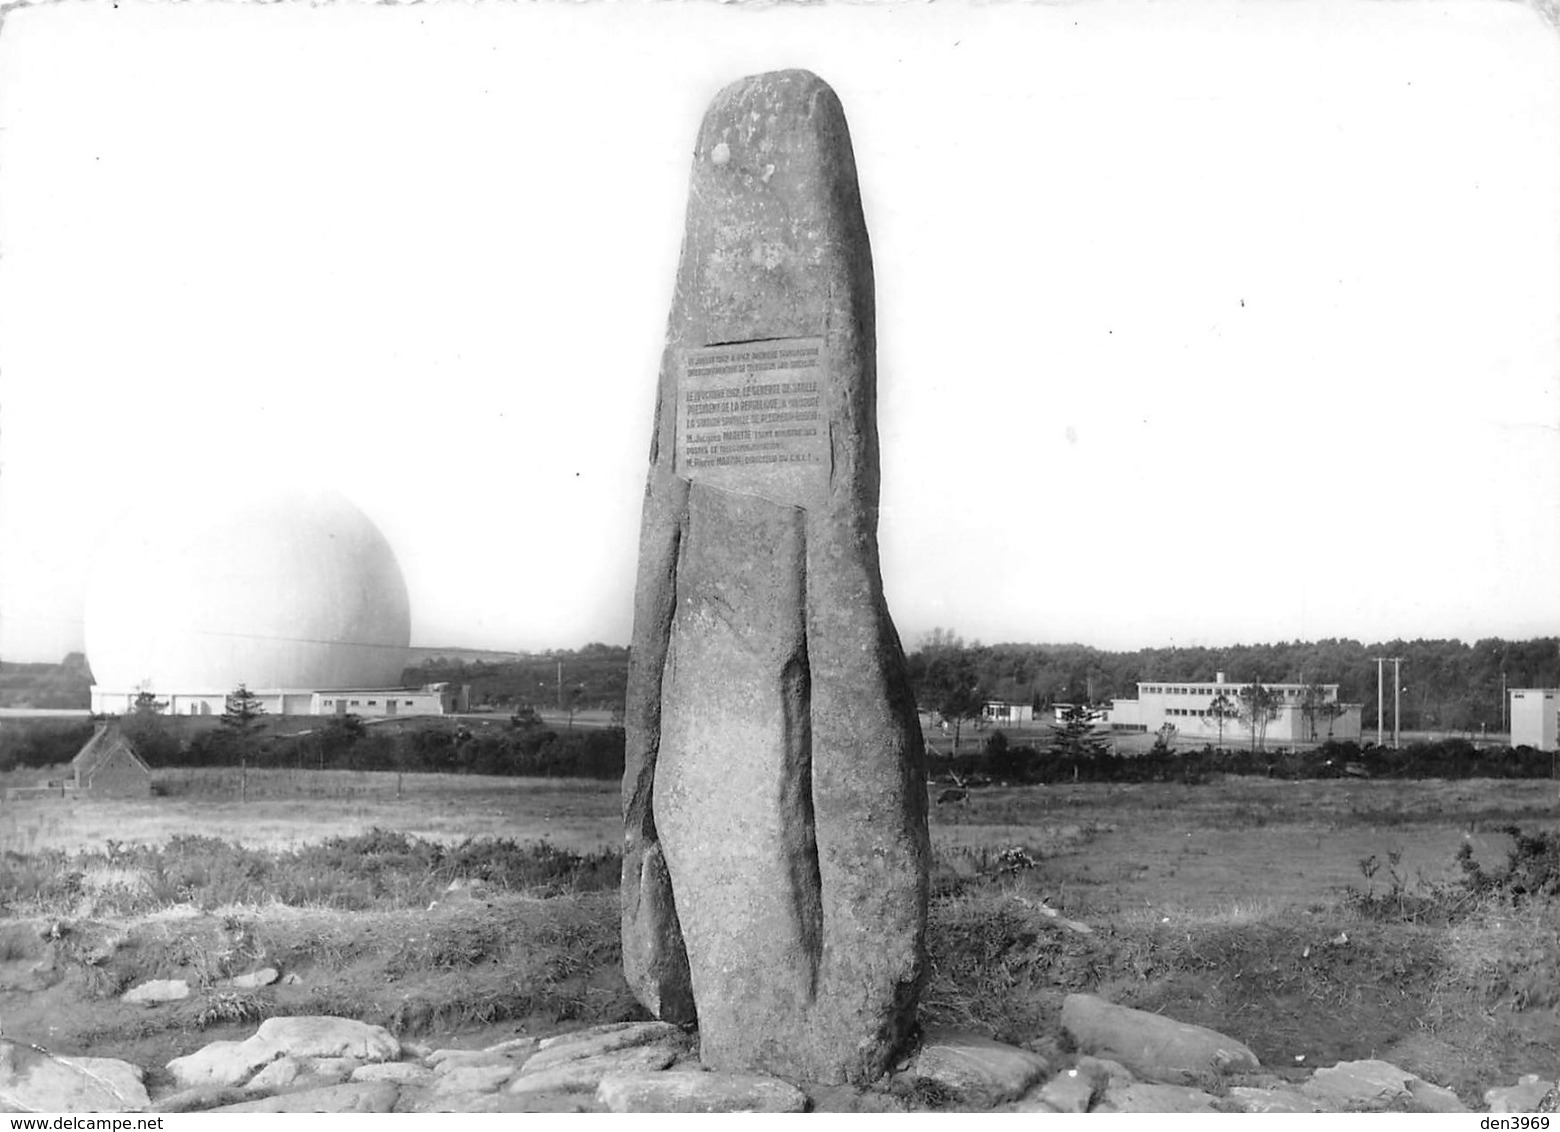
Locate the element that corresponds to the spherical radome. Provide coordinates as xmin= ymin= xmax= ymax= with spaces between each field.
xmin=84 ymin=488 xmax=411 ymax=692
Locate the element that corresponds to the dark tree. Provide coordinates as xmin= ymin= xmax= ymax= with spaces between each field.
xmin=921 ymin=647 xmax=983 ymax=756
xmin=1049 ymin=702 xmax=1110 ymax=763
xmin=220 ymin=684 xmax=267 ymax=763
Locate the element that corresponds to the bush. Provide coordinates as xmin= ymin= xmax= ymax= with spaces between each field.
xmin=1459 ymin=825 xmax=1560 ymax=901
xmin=0 ymin=721 xmax=97 ymax=772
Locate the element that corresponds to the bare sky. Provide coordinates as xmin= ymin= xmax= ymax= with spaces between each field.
xmin=1 ymin=0 xmax=1557 ymax=663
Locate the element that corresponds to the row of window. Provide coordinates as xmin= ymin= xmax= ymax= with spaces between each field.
xmin=1145 ymin=685 xmax=1328 ymax=701
xmin=320 ymin=698 xmax=418 ymax=708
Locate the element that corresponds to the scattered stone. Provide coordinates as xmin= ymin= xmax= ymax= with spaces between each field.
xmin=244 ymin=1057 xmax=302 ymax=1092
xmin=1301 ymin=1059 xmax=1414 ymax=1109
xmin=536 ymin=1021 xmax=653 ymax=1049
xmin=208 ymin=1081 xmax=399 ymax=1113
xmin=228 ymin=967 xmax=279 ymax=989
xmin=242 ymin=1056 xmax=356 ymax=1093
xmin=524 ymin=1021 xmax=682 ymax=1074
xmin=806 ymin=1082 xmax=915 ymax=1113
xmin=1075 ymin=1056 xmax=1136 ymax=1088
xmin=351 ymin=1063 xmax=436 ymax=1087
xmin=0 ymin=1043 xmax=149 ymax=1113
xmin=509 ymin=1044 xmax=676 ymax=1097
xmin=1030 ymin=1067 xmax=1097 ymax=1113
xmin=122 ymin=978 xmax=190 ymax=1005
xmin=56 ymin=1058 xmax=150 ymax=1110
xmin=1095 ymin=1082 xmax=1221 ymax=1113
xmin=430 ymin=1050 xmax=519 ymax=1074
xmin=1227 ymin=1085 xmax=1320 ymax=1113
xmin=253 ymin=1016 xmax=400 ymax=1062
xmin=310 ymin=1057 xmax=361 ymax=1083
xmin=596 ymin=1070 xmax=810 ymax=1113
xmin=166 ymin=1039 xmax=280 ymax=1090
xmin=621 ymin=68 xmax=931 ymax=1087
xmin=465 ymin=1091 xmax=597 ymax=1114
xmin=167 ymin=1016 xmax=398 ymax=1090
xmin=1486 ymin=1075 xmax=1557 ymax=1114
xmin=281 ymin=973 xmax=304 ymax=986
xmin=433 ymin=1063 xmax=518 ymax=1095
xmin=1407 ymin=1078 xmax=1469 ymax=1113
xmin=908 ymin=1031 xmax=1049 ymax=1104
xmin=399 ymin=1040 xmax=434 ymax=1061
xmin=150 ymin=1086 xmax=250 ymax=1113
xmin=484 ymin=1036 xmax=540 ymax=1058
xmin=1060 ymin=994 xmax=1260 ymax=1083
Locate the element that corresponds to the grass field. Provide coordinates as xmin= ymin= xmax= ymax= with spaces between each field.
xmin=1 ymin=769 xmax=1557 ymax=1104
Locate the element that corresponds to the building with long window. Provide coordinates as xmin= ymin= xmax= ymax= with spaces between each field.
xmin=1104 ymin=672 xmax=1362 ymax=743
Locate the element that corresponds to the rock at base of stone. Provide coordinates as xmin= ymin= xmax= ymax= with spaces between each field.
xmin=1060 ymin=994 xmax=1260 ymax=1083
xmin=524 ymin=1021 xmax=682 ymax=1073
xmin=0 ymin=1044 xmax=150 ymax=1113
xmin=1407 ymin=1078 xmax=1469 ymax=1113
xmin=1485 ymin=1075 xmax=1557 ymax=1114
xmin=150 ymin=1086 xmax=251 ymax=1114
xmin=908 ymin=1031 xmax=1049 ymax=1104
xmin=508 ymin=1044 xmax=676 ymax=1097
xmin=243 ymin=1057 xmax=304 ymax=1093
xmin=433 ymin=1064 xmax=517 ymax=1095
xmin=1094 ymin=1081 xmax=1221 ymax=1113
xmin=252 ymin=1016 xmax=401 ymax=1062
xmin=596 ymin=1071 xmax=809 ymax=1113
xmin=164 ymin=1039 xmax=279 ymax=1091
xmin=207 ymin=1081 xmax=399 ymax=1113
xmin=1227 ymin=1085 xmax=1320 ymax=1113
xmin=352 ymin=1063 xmax=436 ymax=1087
xmin=1301 ymin=1059 xmax=1414 ymax=1109
xmin=1028 ymin=1067 xmax=1098 ymax=1113
xmin=166 ymin=1016 xmax=400 ymax=1091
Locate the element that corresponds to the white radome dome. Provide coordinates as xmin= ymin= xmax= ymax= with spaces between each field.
xmin=84 ymin=487 xmax=411 ymax=693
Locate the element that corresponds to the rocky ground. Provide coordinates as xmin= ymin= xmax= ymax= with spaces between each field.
xmin=3 ymin=986 xmax=1555 ymax=1114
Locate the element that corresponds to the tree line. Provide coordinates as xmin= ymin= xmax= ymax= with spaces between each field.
xmin=944 ymin=733 xmax=1557 ymax=787
xmin=402 ymin=643 xmax=629 ymax=714
xmin=905 ymin=631 xmax=1560 ymax=734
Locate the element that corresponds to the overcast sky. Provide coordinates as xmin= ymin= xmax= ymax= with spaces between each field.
xmin=1 ymin=0 xmax=1557 ymax=664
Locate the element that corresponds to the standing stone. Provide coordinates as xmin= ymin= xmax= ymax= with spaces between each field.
xmin=622 ymin=69 xmax=930 ymax=1086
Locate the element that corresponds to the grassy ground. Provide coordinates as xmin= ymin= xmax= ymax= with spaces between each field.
xmin=0 ymin=770 xmax=621 ymax=855
xmin=1 ymin=771 xmax=1556 ymax=1105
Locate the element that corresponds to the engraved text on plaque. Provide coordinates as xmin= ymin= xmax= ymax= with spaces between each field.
xmin=676 ymin=337 xmax=827 ymax=505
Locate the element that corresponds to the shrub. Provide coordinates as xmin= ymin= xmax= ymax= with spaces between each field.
xmin=1459 ymin=825 xmax=1560 ymax=901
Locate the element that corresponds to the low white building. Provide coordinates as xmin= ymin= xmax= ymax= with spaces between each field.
xmin=1509 ymin=688 xmax=1559 ymax=751
xmin=93 ymin=682 xmax=470 ymax=718
xmin=982 ymin=701 xmax=1034 ymax=725
xmin=1104 ymin=672 xmax=1362 ymax=744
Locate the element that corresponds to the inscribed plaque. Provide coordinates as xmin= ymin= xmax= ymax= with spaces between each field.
xmin=676 ymin=338 xmax=827 ymax=507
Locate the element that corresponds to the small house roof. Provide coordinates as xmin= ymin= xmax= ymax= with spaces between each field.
xmin=72 ymin=725 xmax=152 ymax=777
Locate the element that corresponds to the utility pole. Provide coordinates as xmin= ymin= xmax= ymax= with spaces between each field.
xmin=1374 ymin=657 xmax=1385 ymax=747
xmin=1392 ymin=657 xmax=1403 ymax=749
xmin=556 ymin=659 xmax=563 ymax=714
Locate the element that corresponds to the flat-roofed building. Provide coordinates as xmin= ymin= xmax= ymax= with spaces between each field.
xmin=982 ymin=701 xmax=1034 ymax=725
xmin=1104 ymin=672 xmax=1362 ymax=743
xmin=1509 ymin=688 xmax=1559 ymax=751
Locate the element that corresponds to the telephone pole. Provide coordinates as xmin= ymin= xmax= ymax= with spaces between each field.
xmin=1374 ymin=657 xmax=1385 ymax=747
xmin=1392 ymin=657 xmax=1403 ymax=749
